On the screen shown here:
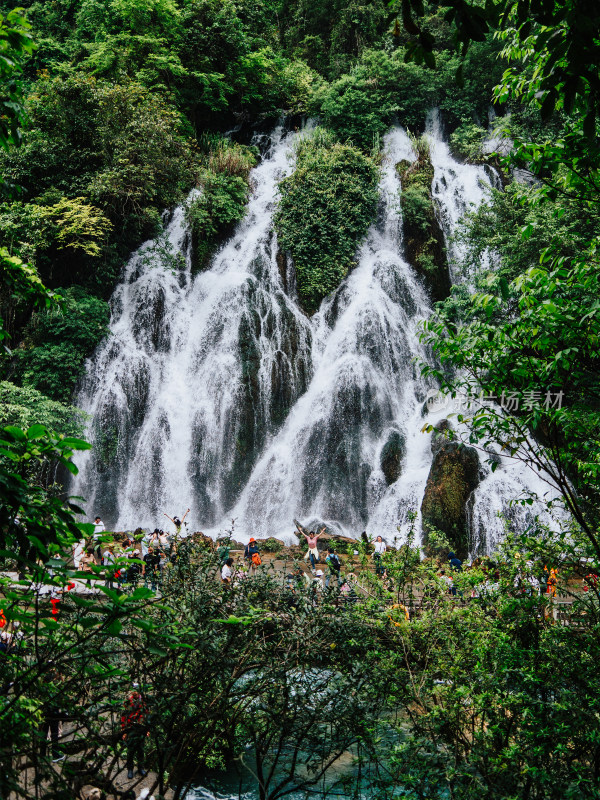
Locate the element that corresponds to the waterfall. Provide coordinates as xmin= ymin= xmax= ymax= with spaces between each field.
xmin=73 ymin=126 xmax=313 ymax=530
xmin=73 ymin=121 xmax=560 ymax=547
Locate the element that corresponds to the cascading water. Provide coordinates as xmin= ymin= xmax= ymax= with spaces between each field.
xmin=73 ymin=126 xmax=313 ymax=529
xmin=73 ymin=120 xmax=559 ymax=547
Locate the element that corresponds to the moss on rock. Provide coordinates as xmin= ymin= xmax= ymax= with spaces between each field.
xmin=397 ymin=137 xmax=451 ymax=303
xmin=275 ymin=129 xmax=379 ymax=315
xmin=380 ymin=429 xmax=406 ymax=485
xmin=421 ymin=420 xmax=480 ymax=558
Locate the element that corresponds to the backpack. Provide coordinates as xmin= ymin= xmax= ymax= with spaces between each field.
xmin=251 ymin=552 xmax=262 ymax=566
xmin=328 ymin=554 xmax=341 ymax=572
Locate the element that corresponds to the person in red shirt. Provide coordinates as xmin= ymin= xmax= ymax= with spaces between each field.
xmin=121 ymin=684 xmax=149 ymax=780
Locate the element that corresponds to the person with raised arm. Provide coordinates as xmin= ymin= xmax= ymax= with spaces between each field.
xmin=163 ymin=508 xmax=190 ymax=540
xmin=294 ymin=519 xmax=325 ymax=572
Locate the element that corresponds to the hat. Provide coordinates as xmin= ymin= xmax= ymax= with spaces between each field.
xmin=315 ymin=570 xmax=324 ymax=576
xmin=249 ymin=537 xmax=256 ymax=543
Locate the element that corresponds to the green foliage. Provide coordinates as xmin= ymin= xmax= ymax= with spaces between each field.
xmin=0 ymin=246 xmax=55 ymax=348
xmin=449 ymin=122 xmax=487 ymax=163
xmin=422 ymin=523 xmax=453 ymax=559
xmin=0 ymin=195 xmax=113 ymax=276
xmin=0 ymin=380 xmax=85 ymax=436
xmin=275 ymin=129 xmax=379 ymax=314
xmin=260 ymin=536 xmax=283 ymax=552
xmin=455 ymin=182 xmax=600 ymax=285
xmin=401 ymin=184 xmax=431 ymax=236
xmin=0 ymin=8 xmax=35 ymax=151
xmin=186 ymin=137 xmax=256 ymax=268
xmin=313 ymin=44 xmax=504 ymax=149
xmin=398 ymin=136 xmax=450 ymax=301
xmin=14 ymin=288 xmax=109 ymax=402
xmin=1 ymin=71 xmax=197 ymax=291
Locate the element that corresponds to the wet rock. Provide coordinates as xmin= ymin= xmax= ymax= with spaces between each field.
xmin=397 ymin=150 xmax=451 ymax=303
xmin=421 ymin=420 xmax=480 ymax=558
xmin=380 ymin=429 xmax=406 ymax=485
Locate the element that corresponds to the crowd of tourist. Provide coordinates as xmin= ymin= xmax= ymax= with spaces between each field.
xmin=69 ymin=512 xmax=568 ymax=608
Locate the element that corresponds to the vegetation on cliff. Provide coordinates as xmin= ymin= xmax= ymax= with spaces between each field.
xmin=397 ymin=134 xmax=450 ymax=302
xmin=274 ymin=129 xmax=379 ymax=314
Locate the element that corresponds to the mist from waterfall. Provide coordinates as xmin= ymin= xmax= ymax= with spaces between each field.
xmin=72 ymin=120 xmax=560 ymax=547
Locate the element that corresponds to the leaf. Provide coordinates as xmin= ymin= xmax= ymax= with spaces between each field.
xmin=60 ymin=437 xmax=92 ymax=451
xmin=26 ymin=424 xmax=47 ymax=439
xmin=3 ymin=425 xmax=26 ymax=440
xmin=107 ymin=619 xmax=123 ymax=635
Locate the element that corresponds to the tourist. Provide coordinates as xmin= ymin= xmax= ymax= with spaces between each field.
xmin=126 ymin=551 xmax=142 ymax=589
xmin=140 ymin=530 xmax=151 ymax=557
xmin=103 ymin=545 xmax=116 ymax=589
xmin=310 ymin=570 xmax=324 ymax=604
xmin=93 ymin=516 xmax=105 ymax=564
xmin=546 ymin=566 xmax=558 ymax=597
xmin=340 ymin=578 xmax=358 ymax=605
xmin=448 ymin=551 xmax=463 ymax=572
xmin=439 ymin=569 xmax=454 ymax=595
xmin=121 ymin=683 xmax=149 ymax=780
xmin=373 ymin=535 xmax=386 ymax=576
xmin=158 ymin=547 xmax=168 ymax=580
xmin=163 ymin=508 xmax=190 ymax=539
xmin=221 ymin=557 xmax=234 ymax=584
xmin=143 ymin=547 xmax=161 ymax=591
xmin=72 ymin=538 xmax=85 ymax=570
xmin=149 ymin=529 xmax=161 ymax=551
xmin=80 ymin=548 xmax=95 ymax=572
xmin=244 ymin=538 xmax=260 ymax=574
xmin=296 ymin=522 xmax=324 ymax=571
xmin=158 ymin=530 xmax=169 ymax=551
xmin=218 ymin=538 xmax=231 ymax=567
xmin=41 ymin=667 xmax=64 ymax=762
xmin=325 ymin=547 xmax=342 ymax=589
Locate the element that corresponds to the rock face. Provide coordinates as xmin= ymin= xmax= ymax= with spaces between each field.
xmin=397 ymin=141 xmax=451 ymax=303
xmin=421 ymin=421 xmax=480 ymax=558
xmin=380 ymin=429 xmax=406 ymax=485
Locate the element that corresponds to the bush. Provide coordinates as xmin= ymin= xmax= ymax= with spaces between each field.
xmin=186 ymin=138 xmax=257 ymax=268
xmin=14 ymin=288 xmax=110 ymax=402
xmin=449 ymin=123 xmax=487 ymax=163
xmin=314 ymin=44 xmax=505 ymax=148
xmin=0 ymin=381 xmax=85 ymax=436
xmin=1 ymin=72 xmax=198 ymax=292
xmin=275 ymin=129 xmax=379 ymax=314
xmin=401 ymin=185 xmax=432 ymax=236
xmin=261 ymin=537 xmax=284 ymax=553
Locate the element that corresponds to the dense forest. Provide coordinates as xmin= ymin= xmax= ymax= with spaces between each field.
xmin=1 ymin=0 xmax=600 ymax=798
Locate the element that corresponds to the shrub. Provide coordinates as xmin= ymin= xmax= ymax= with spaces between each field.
xmin=15 ymin=288 xmax=110 ymax=402
xmin=0 ymin=380 xmax=85 ymax=436
xmin=261 ymin=537 xmax=284 ymax=553
xmin=186 ymin=138 xmax=257 ymax=268
xmin=449 ymin=123 xmax=487 ymax=163
xmin=275 ymin=130 xmax=379 ymax=314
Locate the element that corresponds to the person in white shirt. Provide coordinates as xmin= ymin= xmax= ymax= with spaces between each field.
xmin=221 ymin=558 xmax=234 ymax=583
xmin=103 ymin=546 xmax=115 ymax=588
xmin=92 ymin=516 xmax=106 ymax=564
xmin=373 ymin=535 xmax=386 ymax=576
xmin=72 ymin=539 xmax=85 ymax=570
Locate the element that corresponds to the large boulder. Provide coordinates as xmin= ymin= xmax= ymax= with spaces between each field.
xmin=421 ymin=421 xmax=480 ymax=558
xmin=397 ymin=143 xmax=451 ymax=303
xmin=380 ymin=429 xmax=406 ymax=485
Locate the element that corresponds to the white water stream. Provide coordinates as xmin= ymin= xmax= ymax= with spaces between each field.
xmin=73 ymin=121 xmax=559 ymax=549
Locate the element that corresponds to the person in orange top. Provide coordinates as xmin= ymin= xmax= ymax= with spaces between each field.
xmin=545 ymin=566 xmax=558 ymax=598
